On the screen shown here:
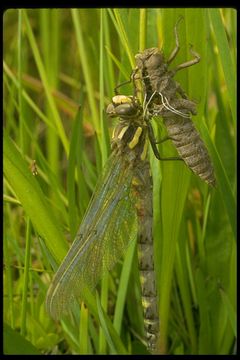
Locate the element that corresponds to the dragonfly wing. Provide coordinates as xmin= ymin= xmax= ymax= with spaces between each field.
xmin=46 ymin=152 xmax=137 ymax=319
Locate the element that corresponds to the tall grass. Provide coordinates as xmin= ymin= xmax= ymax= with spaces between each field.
xmin=3 ymin=8 xmax=236 ymax=355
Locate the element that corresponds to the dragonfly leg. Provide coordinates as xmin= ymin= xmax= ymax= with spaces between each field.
xmin=171 ymin=44 xmax=200 ymax=74
xmin=114 ymin=68 xmax=138 ymax=95
xmin=147 ymin=122 xmax=183 ymax=161
xmin=114 ymin=78 xmax=132 ymax=95
xmin=131 ymin=67 xmax=139 ymax=82
xmin=153 ymin=147 xmax=183 ymax=162
xmin=154 ymin=135 xmax=172 ymax=144
xmin=156 ymin=153 xmax=183 ymax=161
xmin=166 ymin=16 xmax=183 ymax=64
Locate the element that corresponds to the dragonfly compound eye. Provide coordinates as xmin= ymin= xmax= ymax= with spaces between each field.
xmin=114 ymin=103 xmax=138 ymax=117
xmin=106 ymin=102 xmax=137 ymax=117
xmin=106 ymin=103 xmax=117 ymax=117
xmin=106 ymin=96 xmax=139 ymax=118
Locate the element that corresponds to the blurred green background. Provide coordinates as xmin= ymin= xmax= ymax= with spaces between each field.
xmin=3 ymin=8 xmax=236 ymax=355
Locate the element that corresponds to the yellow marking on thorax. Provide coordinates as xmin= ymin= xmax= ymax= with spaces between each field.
xmin=117 ymin=126 xmax=129 ymax=140
xmin=128 ymin=127 xmax=142 ymax=149
xmin=111 ymin=126 xmax=116 ymax=139
xmin=140 ymin=139 xmax=148 ymax=161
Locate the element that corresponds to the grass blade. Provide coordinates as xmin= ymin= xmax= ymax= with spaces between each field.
xmin=3 ymin=134 xmax=68 ymax=264
xmin=209 ymin=9 xmax=236 ymax=122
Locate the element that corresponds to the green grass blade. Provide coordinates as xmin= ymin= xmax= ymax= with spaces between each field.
xmin=209 ymin=9 xmax=236 ymax=122
xmin=20 ymin=217 xmax=32 ymax=336
xmin=104 ymin=48 xmax=130 ymax=81
xmin=99 ymin=274 xmax=108 ymax=354
xmin=3 ymin=205 xmax=15 ymax=328
xmin=139 ymin=9 xmax=147 ymax=51
xmin=219 ymin=288 xmax=236 ymax=337
xmin=4 ymin=323 xmax=40 ymax=355
xmin=108 ymin=9 xmax=135 ymax=68
xmin=113 ymin=238 xmax=137 ymax=334
xmin=199 ymin=121 xmax=236 ymax=239
xmin=195 ymin=269 xmax=213 ymax=354
xmin=71 ymin=9 xmax=99 ymax=134
xmin=157 ymin=9 xmax=206 ymax=354
xmin=3 ymin=134 xmax=68 ymax=264
xmin=67 ymin=107 xmax=82 ymax=238
xmin=96 ymin=292 xmax=127 ymax=354
xmin=175 ymin=243 xmax=197 ymax=353
xmin=3 ymin=62 xmax=55 ymax=129
xmin=99 ymin=9 xmax=110 ymax=166
xmin=96 ymin=292 xmax=116 ymax=354
xmin=79 ymin=302 xmax=89 ymax=354
xmin=22 ymin=10 xmax=69 ymax=155
xmin=103 ymin=9 xmax=115 ymax=96
xmin=17 ymin=9 xmax=24 ymax=153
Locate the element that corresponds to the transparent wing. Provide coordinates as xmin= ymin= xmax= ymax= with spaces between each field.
xmin=46 ymin=151 xmax=138 ymax=319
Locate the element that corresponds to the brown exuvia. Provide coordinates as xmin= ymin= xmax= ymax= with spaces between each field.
xmin=134 ymin=20 xmax=216 ymax=187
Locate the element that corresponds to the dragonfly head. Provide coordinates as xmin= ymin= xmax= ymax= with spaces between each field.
xmin=106 ymin=95 xmax=141 ymax=119
xmin=135 ymin=47 xmax=165 ymax=71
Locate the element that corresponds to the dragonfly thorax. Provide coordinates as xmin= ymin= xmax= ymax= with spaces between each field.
xmin=111 ymin=122 xmax=148 ymax=162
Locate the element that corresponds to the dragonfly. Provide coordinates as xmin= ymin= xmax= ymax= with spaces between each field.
xmin=132 ymin=18 xmax=216 ymax=186
xmin=46 ymin=95 xmax=160 ymax=353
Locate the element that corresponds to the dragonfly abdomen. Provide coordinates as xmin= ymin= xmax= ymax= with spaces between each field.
xmin=138 ymin=244 xmax=159 ymax=352
xmin=132 ymin=161 xmax=160 ymax=353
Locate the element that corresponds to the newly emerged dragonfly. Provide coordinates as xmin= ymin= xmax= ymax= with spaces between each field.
xmin=132 ymin=18 xmax=216 ymax=186
xmin=46 ymin=95 xmax=159 ymax=353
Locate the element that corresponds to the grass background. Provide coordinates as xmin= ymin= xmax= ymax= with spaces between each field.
xmin=3 ymin=8 xmax=236 ymax=355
